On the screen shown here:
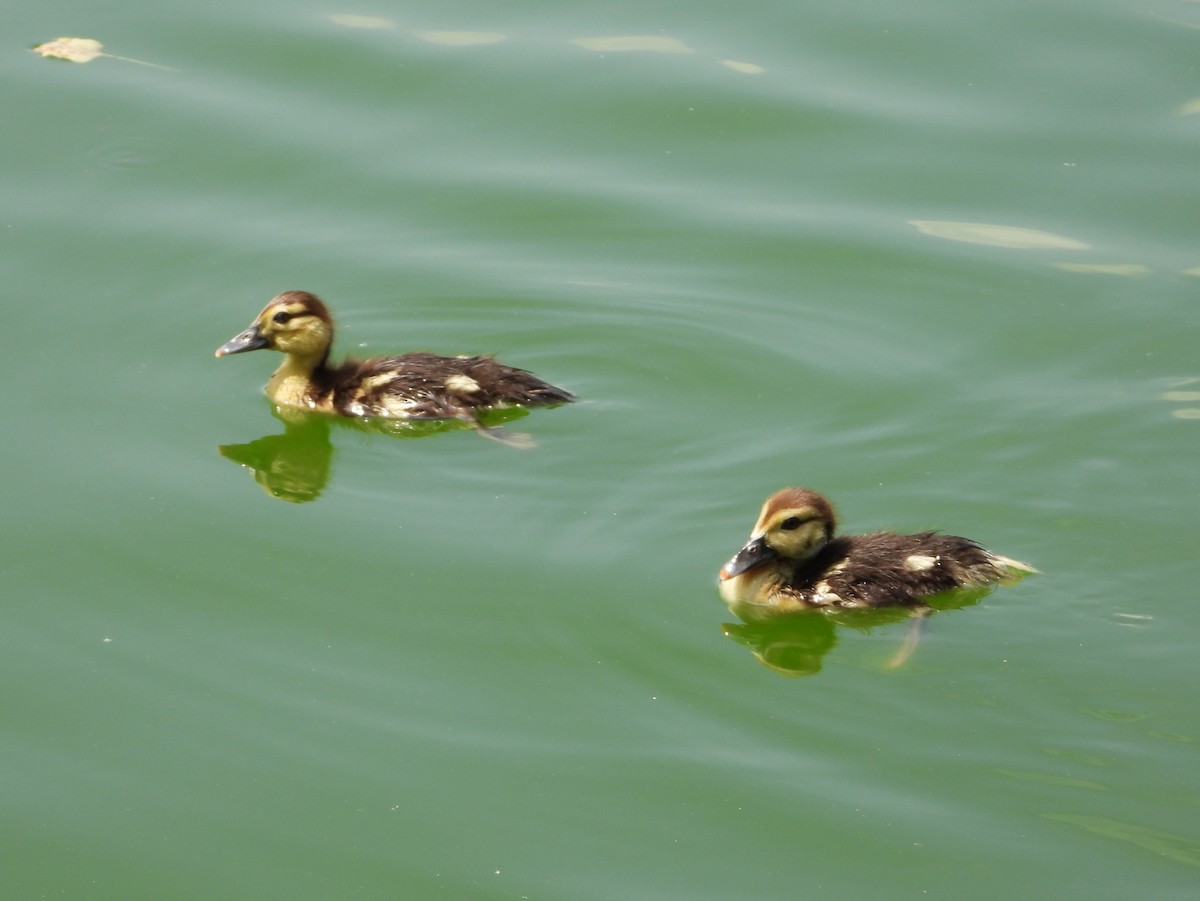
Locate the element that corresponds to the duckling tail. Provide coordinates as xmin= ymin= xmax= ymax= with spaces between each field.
xmin=993 ymin=554 xmax=1038 ymax=584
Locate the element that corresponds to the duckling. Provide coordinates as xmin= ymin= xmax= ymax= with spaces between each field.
xmin=718 ymin=487 xmax=1034 ymax=615
xmin=216 ymin=291 xmax=574 ymax=444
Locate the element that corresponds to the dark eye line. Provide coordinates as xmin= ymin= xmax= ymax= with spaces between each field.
xmin=272 ymin=310 xmax=295 ymax=324
xmin=779 ymin=516 xmax=812 ymax=531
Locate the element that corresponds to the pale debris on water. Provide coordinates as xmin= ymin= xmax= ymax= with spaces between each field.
xmin=1176 ymin=98 xmax=1200 ymax=116
xmin=1051 ymin=262 xmax=1151 ymax=276
xmin=909 ymin=220 xmax=1091 ymax=250
xmin=32 ymin=37 xmax=104 ymax=62
xmin=1163 ymin=380 xmax=1200 ymax=420
xmin=417 ymin=31 xmax=507 ymax=46
xmin=329 ymin=14 xmax=397 ymax=30
xmin=31 ymin=36 xmax=176 ymax=70
xmin=571 ymin=35 xmax=694 ymax=54
xmin=321 ymin=23 xmax=758 ymax=71
xmin=720 ymin=59 xmax=765 ymax=74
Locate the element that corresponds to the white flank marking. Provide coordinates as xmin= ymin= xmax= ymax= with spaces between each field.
xmin=904 ymin=554 xmax=938 ymax=572
xmin=445 ymin=374 xmax=481 ymax=393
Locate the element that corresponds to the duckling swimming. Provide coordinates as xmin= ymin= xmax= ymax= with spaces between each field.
xmin=718 ymin=487 xmax=1034 ymax=616
xmin=216 ymin=291 xmax=574 ymax=443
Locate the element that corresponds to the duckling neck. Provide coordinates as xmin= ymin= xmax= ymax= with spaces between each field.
xmin=266 ymin=350 xmax=329 ymax=408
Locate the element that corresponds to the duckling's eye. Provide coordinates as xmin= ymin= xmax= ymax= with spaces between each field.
xmin=272 ymin=311 xmax=293 ymax=324
xmin=780 ymin=517 xmax=805 ymax=531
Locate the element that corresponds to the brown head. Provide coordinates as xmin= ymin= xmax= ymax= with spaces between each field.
xmin=215 ymin=291 xmax=335 ymax=362
xmin=719 ymin=488 xmax=837 ymax=581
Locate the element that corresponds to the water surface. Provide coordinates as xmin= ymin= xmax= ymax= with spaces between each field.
xmin=5 ymin=0 xmax=1199 ymax=897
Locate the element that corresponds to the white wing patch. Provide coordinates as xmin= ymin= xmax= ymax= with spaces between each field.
xmin=377 ymin=395 xmax=420 ymax=417
xmin=357 ymin=373 xmax=395 ymax=393
xmin=445 ymin=374 xmax=481 ymax=394
xmin=904 ymin=554 xmax=938 ymax=572
xmin=811 ymin=581 xmax=842 ymax=605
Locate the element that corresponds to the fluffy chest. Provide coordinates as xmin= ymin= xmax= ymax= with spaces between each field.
xmin=267 ymin=366 xmax=328 ymax=411
xmin=719 ymin=559 xmax=855 ymax=613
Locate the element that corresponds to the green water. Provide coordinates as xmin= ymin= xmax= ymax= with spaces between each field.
xmin=6 ymin=0 xmax=1199 ymax=898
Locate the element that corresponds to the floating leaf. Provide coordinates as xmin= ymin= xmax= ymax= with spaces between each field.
xmin=32 ymin=37 xmax=103 ymax=62
xmin=910 ymin=220 xmax=1091 ymax=250
xmin=1172 ymin=408 xmax=1200 ymax=420
xmin=1052 ymin=262 xmax=1150 ymax=276
xmin=571 ymin=35 xmax=694 ymax=54
xmin=416 ymin=31 xmax=506 ymax=46
xmin=1176 ymin=98 xmax=1200 ymax=116
xmin=1182 ymin=266 xmax=1200 ymax=277
xmin=31 ymin=36 xmax=175 ymax=70
xmin=720 ymin=59 xmax=764 ymax=74
xmin=329 ymin=14 xmax=396 ymax=30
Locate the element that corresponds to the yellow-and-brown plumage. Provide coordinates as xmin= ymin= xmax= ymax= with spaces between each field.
xmin=216 ymin=291 xmax=574 ymax=442
xmin=718 ymin=487 xmax=1034 ymax=616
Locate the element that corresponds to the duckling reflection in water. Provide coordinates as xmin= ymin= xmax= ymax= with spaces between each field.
xmin=718 ymin=488 xmax=1034 ymax=669
xmin=219 ymin=411 xmax=333 ymax=503
xmin=723 ymin=589 xmax=991 ymax=676
xmin=218 ymin=404 xmax=536 ymax=502
xmin=216 ymin=291 xmax=574 ymax=447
